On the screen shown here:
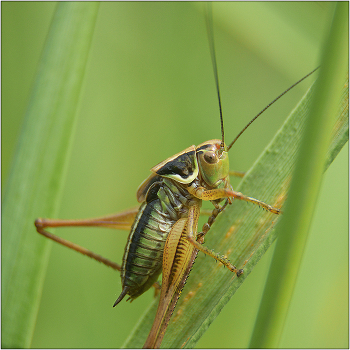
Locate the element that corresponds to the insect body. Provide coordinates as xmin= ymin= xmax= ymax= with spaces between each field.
xmin=34 ymin=5 xmax=318 ymax=347
xmin=35 ymin=138 xmax=280 ymax=307
xmin=114 ymin=139 xmax=235 ymax=306
xmin=34 ymin=67 xmax=317 ymax=348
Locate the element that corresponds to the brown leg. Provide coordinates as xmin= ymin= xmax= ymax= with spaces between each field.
xmin=229 ymin=170 xmax=245 ymax=178
xmin=229 ymin=191 xmax=281 ymax=214
xmin=185 ymin=205 xmax=240 ymax=274
xmin=35 ymin=206 xmax=140 ymax=270
xmin=188 ymin=185 xmax=281 ymax=214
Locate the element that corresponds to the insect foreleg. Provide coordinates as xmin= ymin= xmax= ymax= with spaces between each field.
xmin=229 ymin=191 xmax=281 ymax=214
xmin=186 ymin=205 xmax=240 ymax=275
xmin=188 ymin=185 xmax=281 ymax=214
xmin=229 ymin=170 xmax=245 ymax=178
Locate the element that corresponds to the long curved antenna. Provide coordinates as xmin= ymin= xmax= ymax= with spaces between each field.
xmin=205 ymin=3 xmax=225 ymax=150
xmin=227 ymin=66 xmax=320 ymax=151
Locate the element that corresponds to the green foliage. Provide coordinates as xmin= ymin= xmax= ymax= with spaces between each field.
xmin=124 ymin=70 xmax=348 ymax=350
xmin=125 ymin=4 xmax=348 ymax=348
xmin=250 ymin=3 xmax=348 ymax=347
xmin=2 ymin=3 xmax=99 ymax=348
xmin=2 ymin=2 xmax=347 ymax=348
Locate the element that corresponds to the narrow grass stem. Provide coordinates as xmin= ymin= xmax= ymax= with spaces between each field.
xmin=249 ymin=3 xmax=348 ymax=348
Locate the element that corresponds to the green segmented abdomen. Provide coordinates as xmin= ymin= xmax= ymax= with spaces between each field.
xmin=121 ymin=199 xmax=175 ymax=299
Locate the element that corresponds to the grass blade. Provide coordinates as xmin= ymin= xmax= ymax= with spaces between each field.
xmin=1 ymin=3 xmax=99 ymax=348
xmin=124 ymin=49 xmax=348 ymax=350
xmin=250 ymin=3 xmax=349 ymax=347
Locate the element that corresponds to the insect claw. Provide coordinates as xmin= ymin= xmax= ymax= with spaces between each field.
xmin=236 ymin=269 xmax=244 ymax=277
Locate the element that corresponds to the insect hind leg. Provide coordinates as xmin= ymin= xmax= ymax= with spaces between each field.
xmin=35 ymin=218 xmax=121 ymax=271
xmin=34 ymin=207 xmax=141 ymax=270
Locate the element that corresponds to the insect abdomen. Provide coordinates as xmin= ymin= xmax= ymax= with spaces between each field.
xmin=114 ymin=178 xmax=195 ymax=306
xmin=120 ymin=199 xmax=175 ymax=300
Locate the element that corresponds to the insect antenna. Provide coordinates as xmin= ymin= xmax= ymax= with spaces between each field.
xmin=205 ymin=3 xmax=225 ymax=151
xmin=227 ymin=66 xmax=320 ymax=151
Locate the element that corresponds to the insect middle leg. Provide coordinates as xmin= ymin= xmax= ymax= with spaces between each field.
xmin=186 ymin=182 xmax=282 ymax=275
xmin=186 ymin=204 xmax=242 ymax=275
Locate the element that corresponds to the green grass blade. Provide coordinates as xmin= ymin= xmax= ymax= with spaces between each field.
xmin=123 ymin=30 xmax=348 ymax=350
xmin=249 ymin=3 xmax=349 ymax=348
xmin=124 ymin=78 xmax=348 ymax=350
xmin=1 ymin=3 xmax=99 ymax=348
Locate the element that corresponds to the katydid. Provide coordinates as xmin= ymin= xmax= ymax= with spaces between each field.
xmin=35 ymin=4 xmax=318 ymax=348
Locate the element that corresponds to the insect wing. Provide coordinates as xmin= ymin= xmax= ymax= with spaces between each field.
xmin=136 ymin=173 xmax=162 ymax=203
xmin=151 ymin=145 xmax=198 ymax=184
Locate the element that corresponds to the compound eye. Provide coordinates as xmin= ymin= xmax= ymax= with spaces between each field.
xmin=204 ymin=151 xmax=217 ymax=164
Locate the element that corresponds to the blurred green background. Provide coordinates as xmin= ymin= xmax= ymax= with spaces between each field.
xmin=2 ymin=2 xmax=347 ymax=348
